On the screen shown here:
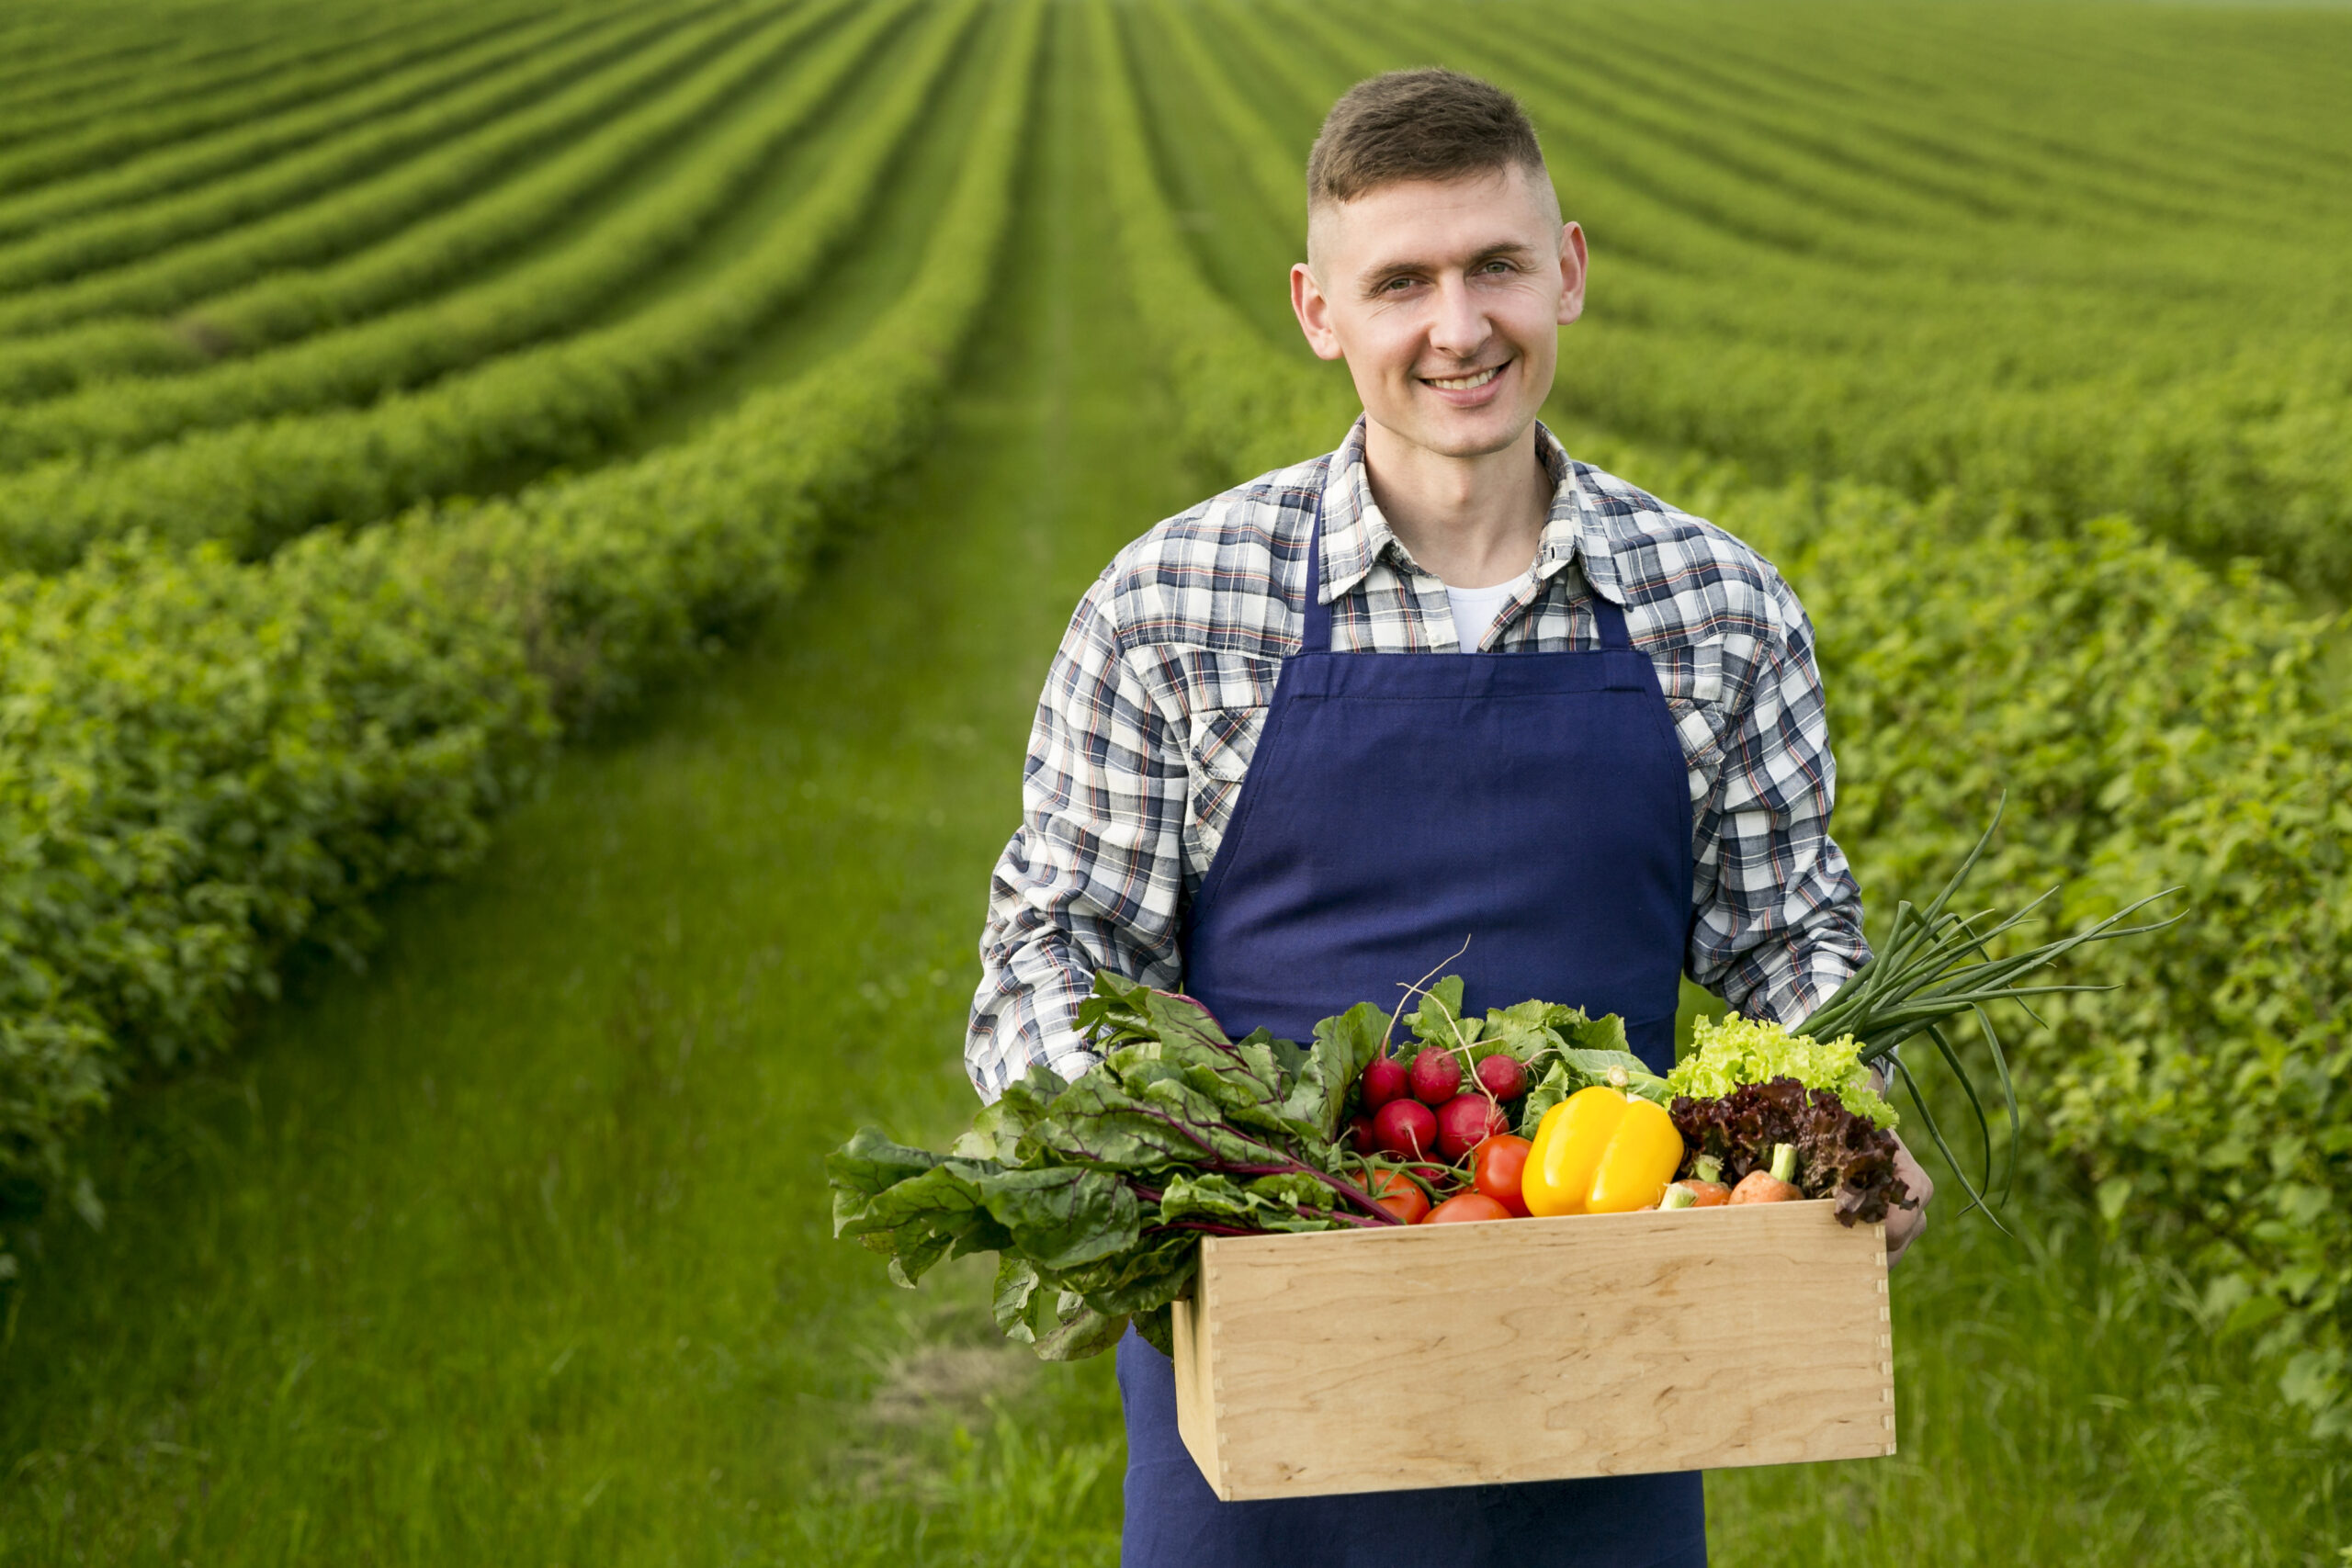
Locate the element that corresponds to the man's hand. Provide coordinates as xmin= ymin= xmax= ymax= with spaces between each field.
xmin=1885 ymin=1134 xmax=1934 ymax=1267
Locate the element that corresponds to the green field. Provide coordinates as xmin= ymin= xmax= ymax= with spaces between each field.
xmin=2 ymin=0 xmax=2349 ymax=1562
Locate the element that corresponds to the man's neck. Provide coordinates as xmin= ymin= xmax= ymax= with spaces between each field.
xmin=1361 ymin=419 xmax=1551 ymax=590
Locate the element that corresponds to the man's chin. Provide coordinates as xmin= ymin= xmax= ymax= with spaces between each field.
xmin=1367 ymin=403 xmax=1538 ymax=462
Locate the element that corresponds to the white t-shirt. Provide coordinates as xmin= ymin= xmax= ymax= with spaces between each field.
xmin=1444 ymin=577 xmax=1526 ymax=650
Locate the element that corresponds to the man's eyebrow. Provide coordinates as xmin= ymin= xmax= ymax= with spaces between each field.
xmin=1357 ymin=241 xmax=1541 ymax=289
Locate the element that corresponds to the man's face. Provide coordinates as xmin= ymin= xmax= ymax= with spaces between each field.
xmin=1291 ymin=165 xmax=1585 ymax=460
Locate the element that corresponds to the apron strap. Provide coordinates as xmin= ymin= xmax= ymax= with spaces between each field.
xmin=1302 ymin=472 xmax=1635 ymax=657
xmin=1590 ymin=592 xmax=1633 ymax=651
xmin=1299 ymin=487 xmax=1334 ymax=655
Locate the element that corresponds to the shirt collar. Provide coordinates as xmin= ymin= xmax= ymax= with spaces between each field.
xmin=1316 ymin=417 xmax=1623 ymax=607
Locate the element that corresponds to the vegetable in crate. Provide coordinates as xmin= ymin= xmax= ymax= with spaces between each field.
xmin=829 ymin=973 xmax=1405 ymax=1359
xmin=827 ymin=972 xmax=1662 ymax=1357
xmin=1663 ymin=1015 xmax=1912 ymax=1226
xmin=829 ymin=810 xmax=2177 ymax=1358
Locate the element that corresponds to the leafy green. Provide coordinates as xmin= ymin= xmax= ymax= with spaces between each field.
xmin=1668 ymin=1015 xmax=1898 ymax=1129
xmin=829 ymin=971 xmax=1403 ymax=1360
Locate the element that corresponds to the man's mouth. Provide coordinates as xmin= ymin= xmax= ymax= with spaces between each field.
xmin=1423 ymin=362 xmax=1507 ymax=391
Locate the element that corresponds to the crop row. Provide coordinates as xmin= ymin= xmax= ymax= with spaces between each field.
xmin=0 ymin=0 xmax=973 ymax=572
xmin=0 ymin=0 xmax=621 ymax=243
xmin=1092 ymin=0 xmax=2352 ymax=1435
xmin=0 ymin=0 xmax=894 ymax=458
xmin=0 ymin=0 xmax=728 ymax=299
xmin=0 ymin=0 xmax=541 ymax=194
xmin=0 ymin=0 xmax=843 ymax=402
xmin=0 ymin=0 xmax=1044 ymax=1283
xmin=0 ymin=9 xmax=357 ymax=140
xmin=0 ymin=0 xmax=752 ymax=337
xmin=1162 ymin=0 xmax=2352 ymax=596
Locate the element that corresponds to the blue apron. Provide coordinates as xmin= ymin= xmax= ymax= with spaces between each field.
xmin=1116 ymin=477 xmax=1708 ymax=1568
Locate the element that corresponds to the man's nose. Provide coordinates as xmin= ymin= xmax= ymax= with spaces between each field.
xmin=1425 ymin=276 xmax=1489 ymax=360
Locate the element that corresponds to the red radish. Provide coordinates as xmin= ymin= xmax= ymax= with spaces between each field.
xmin=1360 ymin=1055 xmax=1408 ymax=1112
xmin=1435 ymin=1094 xmax=1508 ymax=1160
xmin=1474 ymin=1053 xmax=1528 ymax=1100
xmin=1408 ymin=1048 xmax=1462 ymax=1105
xmin=1369 ymin=1169 xmax=1430 ymax=1224
xmin=1372 ymin=1099 xmax=1439 ymax=1159
xmin=1347 ymin=1114 xmax=1377 ymax=1154
xmin=1423 ymin=1192 xmax=1512 ymax=1224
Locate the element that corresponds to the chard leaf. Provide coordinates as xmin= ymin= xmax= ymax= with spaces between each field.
xmin=978 ymin=1165 xmax=1141 ymax=1269
xmin=1111 ymin=1049 xmax=1290 ymax=1136
xmin=1061 ymin=1233 xmax=1200 ymax=1315
xmin=1033 ymin=1296 xmax=1128 ymax=1360
xmin=1283 ymin=1002 xmax=1389 ymax=1140
xmin=1029 ymin=1074 xmax=1281 ymax=1171
xmin=1133 ymin=1303 xmax=1177 ymax=1358
xmin=1142 ymin=987 xmax=1235 ymax=1052
xmin=1157 ymin=1172 xmax=1343 ymax=1235
xmin=826 ymin=1127 xmax=943 ymax=1209
xmin=992 ymin=1256 xmax=1045 ymax=1339
xmin=833 ymin=1158 xmax=1001 ymax=1286
xmin=955 ymin=1066 xmax=1065 ymax=1160
xmin=992 ymin=1257 xmax=1128 ymax=1359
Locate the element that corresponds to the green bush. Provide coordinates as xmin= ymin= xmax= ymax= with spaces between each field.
xmin=1093 ymin=6 xmax=2352 ymax=1433
xmin=0 ymin=0 xmax=970 ymax=573
xmin=0 ymin=0 xmax=517 ymax=188
xmin=0 ymin=0 xmax=877 ymax=407
xmin=0 ymin=0 xmax=735 ymax=332
xmin=0 ymin=0 xmax=599 ymax=244
xmin=0 ymin=0 xmax=1043 ymax=1269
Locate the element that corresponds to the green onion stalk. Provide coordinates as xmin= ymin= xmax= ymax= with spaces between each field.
xmin=1792 ymin=796 xmax=2183 ymax=1225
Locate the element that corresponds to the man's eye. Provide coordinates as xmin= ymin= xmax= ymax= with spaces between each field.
xmin=1382 ymin=276 xmax=1417 ymax=292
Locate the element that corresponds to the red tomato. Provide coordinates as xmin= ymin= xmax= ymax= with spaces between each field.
xmin=1369 ymin=1169 xmax=1430 ymax=1225
xmin=1471 ymin=1134 xmax=1533 ymax=1217
xmin=1423 ymin=1192 xmax=1513 ymax=1224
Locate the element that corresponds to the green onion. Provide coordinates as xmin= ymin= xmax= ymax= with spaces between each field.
xmin=1795 ymin=795 xmax=2182 ymax=1226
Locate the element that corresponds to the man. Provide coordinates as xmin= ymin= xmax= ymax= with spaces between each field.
xmin=968 ymin=67 xmax=1930 ymax=1568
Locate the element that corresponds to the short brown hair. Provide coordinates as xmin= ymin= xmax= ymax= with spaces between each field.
xmin=1306 ymin=68 xmax=1546 ymax=209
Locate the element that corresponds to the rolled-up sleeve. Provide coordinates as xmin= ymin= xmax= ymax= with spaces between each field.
xmin=1685 ymin=577 xmax=1870 ymax=1024
xmin=967 ymin=573 xmax=1189 ymax=1100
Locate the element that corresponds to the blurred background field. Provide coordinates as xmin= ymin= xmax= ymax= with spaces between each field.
xmin=1 ymin=0 xmax=2347 ymax=1562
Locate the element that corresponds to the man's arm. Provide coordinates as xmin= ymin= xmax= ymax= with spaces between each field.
xmin=1682 ymin=569 xmax=1934 ymax=1262
xmin=1685 ymin=574 xmax=1871 ymax=1024
xmin=967 ymin=575 xmax=1188 ymax=1100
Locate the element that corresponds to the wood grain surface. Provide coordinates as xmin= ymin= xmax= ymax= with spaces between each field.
xmin=1173 ymin=1199 xmax=1895 ymax=1500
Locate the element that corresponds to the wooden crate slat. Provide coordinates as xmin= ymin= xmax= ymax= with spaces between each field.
xmin=1175 ymin=1199 xmax=1895 ymax=1501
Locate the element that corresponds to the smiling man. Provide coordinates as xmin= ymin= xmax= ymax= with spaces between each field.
xmin=968 ymin=68 xmax=1928 ymax=1567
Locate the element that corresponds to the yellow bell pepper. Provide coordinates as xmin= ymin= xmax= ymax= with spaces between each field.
xmin=1522 ymin=1086 xmax=1688 ymax=1216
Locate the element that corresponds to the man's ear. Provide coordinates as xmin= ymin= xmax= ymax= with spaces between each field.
xmin=1556 ymin=221 xmax=1589 ymax=327
xmin=1291 ymin=262 xmax=1345 ymax=361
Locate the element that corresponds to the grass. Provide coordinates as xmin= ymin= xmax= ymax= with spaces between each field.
xmin=0 ymin=19 xmax=1163 ymax=1559
xmin=2 ymin=4 xmax=2346 ymax=1563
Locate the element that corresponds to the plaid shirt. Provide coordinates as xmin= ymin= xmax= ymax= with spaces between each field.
xmin=967 ymin=419 xmax=1868 ymax=1098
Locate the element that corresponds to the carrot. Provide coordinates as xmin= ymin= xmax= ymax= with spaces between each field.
xmin=1727 ymin=1143 xmax=1803 ymax=1204
xmin=1667 ymin=1179 xmax=1731 ymax=1207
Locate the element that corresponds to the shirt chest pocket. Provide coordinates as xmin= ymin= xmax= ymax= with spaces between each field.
xmin=1183 ymin=705 xmax=1268 ymax=863
xmin=1649 ymin=637 xmax=1729 ymax=778
xmin=1186 ymin=705 xmax=1265 ymax=785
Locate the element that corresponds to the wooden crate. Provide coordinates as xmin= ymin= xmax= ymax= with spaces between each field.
xmin=1169 ymin=1198 xmax=1894 ymax=1500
